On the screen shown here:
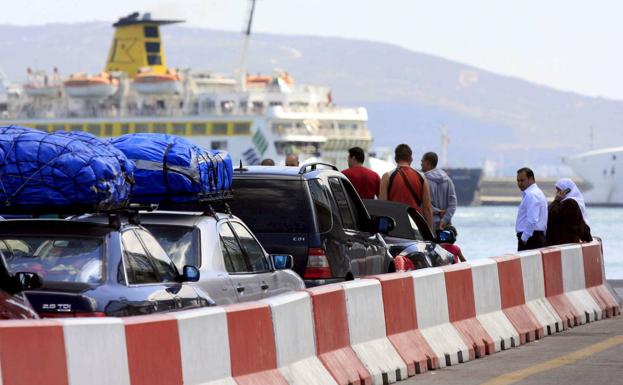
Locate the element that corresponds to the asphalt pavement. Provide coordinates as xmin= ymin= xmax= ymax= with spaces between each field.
xmin=401 ymin=282 xmax=623 ymax=385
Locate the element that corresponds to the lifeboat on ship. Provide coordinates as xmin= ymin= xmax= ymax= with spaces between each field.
xmin=246 ymin=72 xmax=294 ymax=87
xmin=23 ymin=68 xmax=62 ymax=98
xmin=64 ymin=72 xmax=118 ymax=98
xmin=132 ymin=69 xmax=182 ymax=95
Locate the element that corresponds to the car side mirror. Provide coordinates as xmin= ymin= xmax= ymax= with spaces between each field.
xmin=270 ymin=254 xmax=293 ymax=270
xmin=13 ymin=272 xmax=43 ymax=292
xmin=372 ymin=216 xmax=395 ymax=235
xmin=181 ymin=265 xmax=200 ymax=282
xmin=436 ymin=229 xmax=456 ymax=244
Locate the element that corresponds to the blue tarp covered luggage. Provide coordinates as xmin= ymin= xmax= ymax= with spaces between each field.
xmin=0 ymin=126 xmax=134 ymax=212
xmin=110 ymin=133 xmax=233 ymax=203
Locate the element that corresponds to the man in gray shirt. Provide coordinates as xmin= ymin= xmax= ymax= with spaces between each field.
xmin=421 ymin=152 xmax=457 ymax=230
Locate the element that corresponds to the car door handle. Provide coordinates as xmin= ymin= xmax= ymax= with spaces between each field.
xmin=236 ymin=286 xmax=245 ymax=293
xmin=261 ymin=284 xmax=269 ymax=290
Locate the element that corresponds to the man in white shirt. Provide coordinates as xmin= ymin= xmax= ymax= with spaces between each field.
xmin=516 ymin=167 xmax=548 ymax=251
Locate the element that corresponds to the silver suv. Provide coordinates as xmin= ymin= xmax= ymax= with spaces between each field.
xmin=140 ymin=211 xmax=304 ymax=305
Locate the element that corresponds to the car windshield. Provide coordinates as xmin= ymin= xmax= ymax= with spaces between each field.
xmin=230 ymin=178 xmax=313 ymax=233
xmin=142 ymin=225 xmax=199 ymax=270
xmin=0 ymin=236 xmax=104 ymax=284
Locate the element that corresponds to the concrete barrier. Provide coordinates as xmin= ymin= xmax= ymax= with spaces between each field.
xmin=224 ymin=302 xmax=287 ymax=384
xmin=307 ymin=285 xmax=371 ymax=385
xmin=581 ymin=242 xmax=621 ymax=317
xmin=60 ymin=318 xmax=131 ymax=385
xmin=373 ymin=273 xmax=438 ymax=376
xmin=443 ymin=264 xmax=496 ymax=358
xmin=123 ymin=314 xmax=184 ymax=385
xmin=341 ymin=279 xmax=408 ymax=384
xmin=541 ymin=247 xmax=585 ymax=327
xmin=0 ymin=241 xmax=619 ymax=385
xmin=173 ymin=307 xmax=236 ymax=385
xmin=261 ymin=292 xmax=337 ymax=385
xmin=494 ymin=255 xmax=544 ymax=343
xmin=411 ymin=268 xmax=472 ymax=367
xmin=517 ymin=249 xmax=564 ymax=334
xmin=468 ymin=259 xmax=520 ymax=350
xmin=558 ymin=244 xmax=603 ymax=323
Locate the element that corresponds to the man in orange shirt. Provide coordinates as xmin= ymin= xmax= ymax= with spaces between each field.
xmin=341 ymin=147 xmax=380 ymax=199
xmin=379 ymin=144 xmax=433 ymax=228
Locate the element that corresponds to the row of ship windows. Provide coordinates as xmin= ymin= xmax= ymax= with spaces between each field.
xmin=27 ymin=122 xmax=252 ymax=137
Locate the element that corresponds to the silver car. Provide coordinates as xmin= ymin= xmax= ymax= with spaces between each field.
xmin=140 ymin=211 xmax=304 ymax=304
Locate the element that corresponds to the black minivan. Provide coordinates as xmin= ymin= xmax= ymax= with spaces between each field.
xmin=231 ymin=163 xmax=394 ymax=287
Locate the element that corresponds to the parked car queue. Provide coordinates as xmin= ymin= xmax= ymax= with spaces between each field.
xmin=0 ymin=162 xmax=461 ymax=319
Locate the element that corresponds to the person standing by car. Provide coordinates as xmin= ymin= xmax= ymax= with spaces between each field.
xmin=421 ymin=151 xmax=457 ymax=231
xmin=285 ymin=154 xmax=299 ymax=167
xmin=380 ymin=144 xmax=433 ymax=228
xmin=546 ymin=178 xmax=592 ymax=246
xmin=342 ymin=147 xmax=380 ymax=199
xmin=515 ymin=167 xmax=548 ymax=251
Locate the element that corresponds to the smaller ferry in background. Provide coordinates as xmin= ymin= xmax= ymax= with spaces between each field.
xmin=564 ymin=147 xmax=622 ymax=205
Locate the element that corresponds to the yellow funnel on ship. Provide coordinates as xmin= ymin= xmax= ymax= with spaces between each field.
xmin=105 ymin=12 xmax=182 ymax=78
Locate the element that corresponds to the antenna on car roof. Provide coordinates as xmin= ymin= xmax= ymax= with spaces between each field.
xmin=236 ymin=159 xmax=248 ymax=172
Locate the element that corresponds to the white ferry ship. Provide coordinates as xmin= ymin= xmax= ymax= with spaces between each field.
xmin=564 ymin=147 xmax=622 ymax=205
xmin=0 ymin=12 xmax=371 ymax=171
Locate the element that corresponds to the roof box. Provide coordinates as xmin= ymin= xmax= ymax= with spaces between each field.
xmin=110 ymin=133 xmax=232 ymax=203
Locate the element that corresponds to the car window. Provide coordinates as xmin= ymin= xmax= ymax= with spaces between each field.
xmin=328 ymin=177 xmax=357 ymax=229
xmin=219 ymin=223 xmax=249 ymax=273
xmin=308 ymin=179 xmax=333 ymax=233
xmin=121 ymin=230 xmax=159 ymax=284
xmin=340 ymin=178 xmax=370 ymax=232
xmin=230 ymin=179 xmax=312 ymax=233
xmin=407 ymin=215 xmax=425 ymax=241
xmin=2 ymin=236 xmax=104 ymax=284
xmin=229 ymin=221 xmax=269 ymax=272
xmin=135 ymin=230 xmax=178 ymax=283
xmin=143 ymin=224 xmax=199 ymax=270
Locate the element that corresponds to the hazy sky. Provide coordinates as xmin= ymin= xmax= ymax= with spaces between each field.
xmin=4 ymin=0 xmax=623 ymax=100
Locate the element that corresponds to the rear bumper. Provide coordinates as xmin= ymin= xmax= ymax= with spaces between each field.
xmin=304 ymin=278 xmax=344 ymax=288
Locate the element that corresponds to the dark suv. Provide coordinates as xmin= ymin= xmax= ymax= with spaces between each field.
xmin=231 ymin=164 xmax=394 ymax=287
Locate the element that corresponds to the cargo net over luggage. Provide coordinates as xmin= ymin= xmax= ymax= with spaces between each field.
xmin=0 ymin=126 xmax=135 ymax=213
xmin=110 ymin=133 xmax=233 ymax=204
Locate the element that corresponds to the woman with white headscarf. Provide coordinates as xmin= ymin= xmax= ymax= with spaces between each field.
xmin=546 ymin=178 xmax=592 ymax=246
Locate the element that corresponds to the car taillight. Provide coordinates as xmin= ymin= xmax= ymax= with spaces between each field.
xmin=304 ymin=247 xmax=331 ymax=279
xmin=39 ymin=312 xmax=106 ymax=318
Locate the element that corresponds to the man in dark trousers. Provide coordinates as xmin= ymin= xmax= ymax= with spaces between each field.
xmin=341 ymin=147 xmax=380 ymax=199
xmin=515 ymin=167 xmax=548 ymax=251
xmin=380 ymin=144 xmax=433 ymax=229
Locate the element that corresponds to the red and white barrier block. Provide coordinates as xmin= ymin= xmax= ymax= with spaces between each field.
xmin=517 ymin=249 xmax=565 ymax=334
xmin=262 ymin=291 xmax=337 ymax=385
xmin=374 ymin=273 xmax=438 ymax=376
xmin=468 ymin=259 xmax=520 ymax=350
xmin=581 ymin=242 xmax=621 ymax=317
xmin=494 ymin=254 xmax=545 ymax=343
xmin=412 ymin=268 xmax=472 ymax=367
xmin=341 ymin=279 xmax=408 ymax=384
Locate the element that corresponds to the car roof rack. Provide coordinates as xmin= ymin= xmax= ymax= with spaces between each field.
xmin=298 ymin=162 xmax=339 ymax=174
xmin=155 ymin=190 xmax=235 ymax=218
xmin=0 ymin=203 xmax=158 ymax=230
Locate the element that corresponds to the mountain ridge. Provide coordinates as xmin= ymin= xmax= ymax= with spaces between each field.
xmin=1 ymin=22 xmax=621 ymax=174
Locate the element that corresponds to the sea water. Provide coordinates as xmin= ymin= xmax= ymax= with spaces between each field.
xmin=453 ymin=206 xmax=623 ymax=279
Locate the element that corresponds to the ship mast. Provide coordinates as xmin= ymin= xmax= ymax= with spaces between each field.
xmin=440 ymin=124 xmax=449 ymax=168
xmin=238 ymin=0 xmax=257 ymax=92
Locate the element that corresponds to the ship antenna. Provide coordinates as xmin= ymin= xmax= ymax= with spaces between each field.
xmin=440 ymin=124 xmax=449 ymax=168
xmin=237 ymin=0 xmax=256 ymax=92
